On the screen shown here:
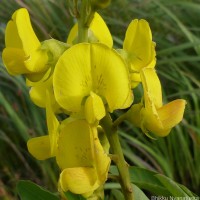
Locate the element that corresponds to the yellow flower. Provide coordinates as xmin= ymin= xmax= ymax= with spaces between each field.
xmin=53 ymin=43 xmax=133 ymax=124
xmin=57 ymin=120 xmax=110 ymax=196
xmin=122 ymin=19 xmax=156 ymax=87
xmin=27 ymin=117 xmax=110 ymax=196
xmin=67 ymin=12 xmax=113 ymax=48
xmin=2 ymin=8 xmax=48 ymax=81
xmin=127 ymin=68 xmax=186 ymax=137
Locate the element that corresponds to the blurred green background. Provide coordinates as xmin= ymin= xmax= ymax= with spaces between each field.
xmin=0 ymin=0 xmax=200 ymax=199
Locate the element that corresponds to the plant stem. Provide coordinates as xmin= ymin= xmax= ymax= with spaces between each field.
xmin=77 ymin=0 xmax=90 ymax=43
xmin=101 ymin=113 xmax=134 ymax=200
xmin=78 ymin=19 xmax=88 ymax=43
xmin=112 ymin=112 xmax=127 ymax=129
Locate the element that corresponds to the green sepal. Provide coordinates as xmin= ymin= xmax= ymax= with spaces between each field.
xmin=64 ymin=191 xmax=86 ymax=200
xmin=40 ymin=38 xmax=70 ymax=80
xmin=41 ymin=39 xmax=70 ymax=65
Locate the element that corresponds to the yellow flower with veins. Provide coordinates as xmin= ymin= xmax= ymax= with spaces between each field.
xmin=2 ymin=8 xmax=48 ymax=82
xmin=127 ymin=68 xmax=186 ymax=137
xmin=57 ymin=120 xmax=110 ymax=196
xmin=67 ymin=12 xmax=113 ymax=48
xmin=53 ymin=43 xmax=133 ymax=124
xmin=27 ymin=116 xmax=110 ymax=196
xmin=121 ymin=19 xmax=156 ymax=88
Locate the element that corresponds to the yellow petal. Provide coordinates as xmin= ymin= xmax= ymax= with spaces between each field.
xmin=157 ymin=99 xmax=186 ymax=130
xmin=130 ymin=72 xmax=141 ymax=88
xmin=66 ymin=23 xmax=78 ymax=45
xmin=90 ymin=43 xmax=133 ymax=112
xmin=5 ymin=9 xmax=24 ymax=49
xmin=2 ymin=48 xmax=29 ymax=75
xmin=84 ymin=92 xmax=105 ymax=124
xmin=121 ymin=90 xmax=134 ymax=109
xmin=141 ymin=104 xmax=166 ymax=136
xmin=89 ymin=13 xmax=113 ymax=47
xmin=29 ymin=77 xmax=52 ymax=107
xmin=91 ymin=127 xmax=110 ymax=184
xmin=6 ymin=8 xmax=40 ymax=55
xmin=59 ymin=126 xmax=110 ymax=195
xmin=24 ymin=49 xmax=48 ymax=73
xmin=141 ymin=99 xmax=186 ymax=137
xmin=123 ymin=19 xmax=156 ymax=72
xmin=59 ymin=167 xmax=98 ymax=194
xmin=56 ymin=120 xmax=94 ymax=170
xmin=53 ymin=44 xmax=92 ymax=112
xmin=46 ymin=90 xmax=60 ymax=156
xmin=29 ymin=76 xmax=59 ymax=111
xmin=27 ymin=136 xmax=52 ymax=160
xmin=67 ymin=12 xmax=113 ymax=47
xmin=141 ymin=68 xmax=162 ymax=108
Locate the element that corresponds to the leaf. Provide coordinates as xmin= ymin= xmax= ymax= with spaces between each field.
xmin=129 ymin=167 xmax=170 ymax=196
xmin=17 ymin=180 xmax=59 ymax=200
xmin=178 ymin=184 xmax=197 ymax=197
xmin=109 ymin=185 xmax=149 ymax=200
xmin=64 ymin=191 xmax=86 ymax=200
xmin=110 ymin=189 xmax=125 ymax=200
xmin=110 ymin=166 xmax=197 ymax=198
xmin=155 ymin=174 xmax=189 ymax=197
xmin=109 ymin=166 xmax=170 ymax=196
xmin=132 ymin=184 xmax=149 ymax=200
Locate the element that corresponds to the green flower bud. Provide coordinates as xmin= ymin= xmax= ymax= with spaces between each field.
xmin=41 ymin=39 xmax=70 ymax=65
xmin=91 ymin=0 xmax=111 ymax=9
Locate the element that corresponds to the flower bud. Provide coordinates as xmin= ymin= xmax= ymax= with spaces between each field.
xmin=91 ymin=0 xmax=111 ymax=9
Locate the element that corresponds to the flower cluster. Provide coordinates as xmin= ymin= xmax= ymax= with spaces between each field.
xmin=2 ymin=6 xmax=186 ymax=198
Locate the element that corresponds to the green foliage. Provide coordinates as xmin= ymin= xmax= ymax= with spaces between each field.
xmin=155 ymin=175 xmax=190 ymax=197
xmin=0 ymin=0 xmax=200 ymax=199
xmin=132 ymin=185 xmax=149 ymax=200
xmin=108 ymin=185 xmax=149 ymax=200
xmin=17 ymin=181 xmax=59 ymax=200
xmin=108 ymin=166 xmax=197 ymax=198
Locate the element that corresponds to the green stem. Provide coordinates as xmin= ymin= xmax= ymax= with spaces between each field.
xmin=77 ymin=0 xmax=92 ymax=43
xmin=112 ymin=112 xmax=127 ymax=129
xmin=101 ymin=113 xmax=134 ymax=200
xmin=78 ymin=18 xmax=88 ymax=43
